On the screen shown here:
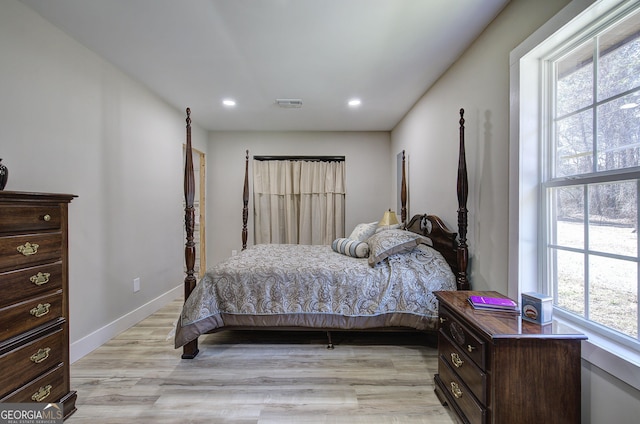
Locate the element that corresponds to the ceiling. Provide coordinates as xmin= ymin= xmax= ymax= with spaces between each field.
xmin=21 ymin=0 xmax=509 ymax=131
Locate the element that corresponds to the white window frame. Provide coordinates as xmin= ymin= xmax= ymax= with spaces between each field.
xmin=509 ymin=0 xmax=640 ymax=390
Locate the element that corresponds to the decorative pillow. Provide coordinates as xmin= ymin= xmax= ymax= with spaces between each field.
xmin=348 ymin=221 xmax=378 ymax=242
xmin=332 ymin=238 xmax=369 ymax=258
xmin=367 ymin=229 xmax=421 ymax=266
xmin=375 ymin=223 xmax=403 ymax=233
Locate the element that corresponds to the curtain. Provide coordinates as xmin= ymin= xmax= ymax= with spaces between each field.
xmin=253 ymin=159 xmax=345 ymax=245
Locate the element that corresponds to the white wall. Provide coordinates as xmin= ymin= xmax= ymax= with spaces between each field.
xmin=206 ymin=131 xmax=392 ymax=265
xmin=391 ymin=0 xmax=639 ymax=421
xmin=393 ymin=0 xmax=574 ymax=293
xmin=0 ymin=0 xmax=208 ymax=361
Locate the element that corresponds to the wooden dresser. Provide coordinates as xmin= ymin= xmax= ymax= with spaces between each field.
xmin=434 ymin=290 xmax=586 ymax=424
xmin=0 ymin=191 xmax=77 ymax=418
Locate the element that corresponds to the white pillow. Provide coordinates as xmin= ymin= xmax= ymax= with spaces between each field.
xmin=348 ymin=221 xmax=378 ymax=242
xmin=332 ymin=238 xmax=369 ymax=258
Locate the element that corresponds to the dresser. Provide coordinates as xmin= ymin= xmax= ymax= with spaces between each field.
xmin=434 ymin=290 xmax=586 ymax=424
xmin=0 ymin=191 xmax=77 ymax=419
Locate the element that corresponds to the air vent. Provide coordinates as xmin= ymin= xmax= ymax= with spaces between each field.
xmin=275 ymin=99 xmax=303 ymax=108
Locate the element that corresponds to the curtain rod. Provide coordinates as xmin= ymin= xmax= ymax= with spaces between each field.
xmin=253 ymin=155 xmax=345 ymax=162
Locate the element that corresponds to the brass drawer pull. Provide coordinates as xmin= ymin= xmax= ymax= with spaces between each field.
xmin=30 ymin=347 xmax=52 ymax=364
xmin=451 ymin=352 xmax=464 ymax=368
xmin=43 ymin=214 xmax=51 ymax=222
xmin=31 ymin=384 xmax=52 ymax=402
xmin=30 ymin=272 xmax=51 ymax=286
xmin=450 ymin=382 xmax=463 ymax=399
xmin=17 ymin=242 xmax=39 ymax=256
xmin=467 ymin=344 xmax=476 ymax=353
xmin=30 ymin=303 xmax=51 ymax=318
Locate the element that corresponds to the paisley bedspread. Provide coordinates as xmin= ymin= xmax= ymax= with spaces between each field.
xmin=175 ymin=243 xmax=456 ymax=348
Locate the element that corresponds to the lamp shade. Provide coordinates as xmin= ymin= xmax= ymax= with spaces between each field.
xmin=378 ymin=209 xmax=399 ymax=227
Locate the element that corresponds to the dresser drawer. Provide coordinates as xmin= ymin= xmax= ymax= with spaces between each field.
xmin=0 ymin=204 xmax=62 ymax=233
xmin=0 ymin=232 xmax=62 ymax=271
xmin=439 ymin=307 xmax=486 ymax=370
xmin=0 ymin=327 xmax=64 ymax=398
xmin=0 ymin=262 xmax=63 ymax=308
xmin=0 ymin=362 xmax=66 ymax=404
xmin=438 ymin=355 xmax=486 ymax=424
xmin=0 ymin=291 xmax=63 ymax=342
xmin=439 ymin=332 xmax=487 ymax=404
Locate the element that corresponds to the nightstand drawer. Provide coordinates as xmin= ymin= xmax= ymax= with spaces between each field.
xmin=0 ymin=233 xmax=62 ymax=271
xmin=0 ymin=262 xmax=63 ymax=308
xmin=0 ymin=362 xmax=66 ymax=404
xmin=0 ymin=204 xmax=62 ymax=233
xmin=0 ymin=291 xmax=63 ymax=342
xmin=439 ymin=307 xmax=486 ymax=369
xmin=0 ymin=327 xmax=64 ymax=398
xmin=439 ymin=331 xmax=486 ymax=404
xmin=438 ymin=355 xmax=486 ymax=424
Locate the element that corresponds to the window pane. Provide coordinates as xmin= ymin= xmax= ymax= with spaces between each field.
xmin=588 ymin=182 xmax=637 ymax=255
xmin=556 ymin=41 xmax=594 ymax=117
xmin=597 ymin=11 xmax=640 ymax=101
xmin=555 ymin=249 xmax=585 ymax=316
xmin=596 ymin=94 xmax=640 ymax=172
xmin=589 ymin=256 xmax=638 ymax=338
xmin=553 ymin=186 xmax=584 ymax=248
xmin=545 ymin=2 xmax=640 ymax=355
xmin=556 ymin=110 xmax=593 ymax=177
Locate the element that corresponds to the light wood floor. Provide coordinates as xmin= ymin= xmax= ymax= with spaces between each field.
xmin=68 ymin=298 xmax=458 ymax=423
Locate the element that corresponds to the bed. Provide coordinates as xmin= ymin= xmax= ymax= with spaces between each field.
xmin=176 ymin=109 xmax=470 ymax=359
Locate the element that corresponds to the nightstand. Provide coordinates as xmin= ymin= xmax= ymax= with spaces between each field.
xmin=434 ymin=290 xmax=586 ymax=424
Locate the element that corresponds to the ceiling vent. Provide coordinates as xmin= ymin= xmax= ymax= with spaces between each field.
xmin=275 ymin=99 xmax=303 ymax=108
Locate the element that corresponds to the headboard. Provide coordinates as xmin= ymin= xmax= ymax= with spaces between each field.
xmin=405 ymin=214 xmax=468 ymax=290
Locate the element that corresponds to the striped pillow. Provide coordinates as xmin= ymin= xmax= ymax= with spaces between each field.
xmin=331 ymin=238 xmax=369 ymax=258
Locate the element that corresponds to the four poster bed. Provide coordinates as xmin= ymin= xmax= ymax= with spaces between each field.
xmin=176 ymin=109 xmax=470 ymax=359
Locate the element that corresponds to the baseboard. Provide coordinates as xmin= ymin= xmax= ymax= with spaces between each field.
xmin=70 ymin=285 xmax=182 ymax=363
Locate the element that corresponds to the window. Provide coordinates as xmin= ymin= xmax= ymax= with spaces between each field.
xmin=543 ymin=5 xmax=640 ymax=347
xmin=510 ymin=0 xmax=640 ymax=389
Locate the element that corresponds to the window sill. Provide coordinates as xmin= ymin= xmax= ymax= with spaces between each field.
xmin=553 ymin=314 xmax=640 ymax=391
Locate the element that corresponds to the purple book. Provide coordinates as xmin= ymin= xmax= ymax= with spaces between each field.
xmin=468 ymin=295 xmax=517 ymax=310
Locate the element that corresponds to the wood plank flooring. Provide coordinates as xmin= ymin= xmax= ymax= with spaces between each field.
xmin=68 ymin=298 xmax=457 ymax=423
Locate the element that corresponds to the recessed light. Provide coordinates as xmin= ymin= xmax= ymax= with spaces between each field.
xmin=620 ymin=102 xmax=638 ymax=109
xmin=223 ymin=99 xmax=236 ymax=107
xmin=348 ymin=99 xmax=361 ymax=107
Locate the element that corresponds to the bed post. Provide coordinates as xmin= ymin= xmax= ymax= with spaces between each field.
xmin=401 ymin=150 xmax=407 ymax=224
xmin=242 ymin=150 xmax=249 ymax=250
xmin=456 ymin=109 xmax=470 ymax=290
xmin=182 ymin=108 xmax=199 ymax=359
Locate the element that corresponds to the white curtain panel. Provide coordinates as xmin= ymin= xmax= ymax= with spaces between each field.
xmin=253 ymin=159 xmax=345 ymax=245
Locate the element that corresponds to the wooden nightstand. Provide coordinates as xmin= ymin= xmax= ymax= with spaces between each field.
xmin=434 ymin=290 xmax=586 ymax=424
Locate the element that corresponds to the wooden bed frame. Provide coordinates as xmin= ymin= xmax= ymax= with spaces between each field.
xmin=181 ymin=108 xmax=470 ymax=359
